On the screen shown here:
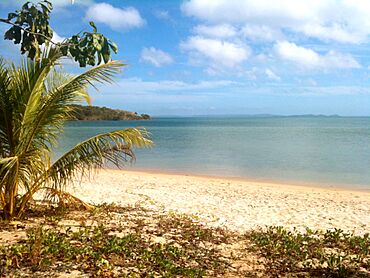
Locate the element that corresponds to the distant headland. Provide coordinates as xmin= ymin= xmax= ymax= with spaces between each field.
xmin=71 ymin=105 xmax=151 ymax=121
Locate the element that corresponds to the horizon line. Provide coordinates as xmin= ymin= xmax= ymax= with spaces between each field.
xmin=147 ymin=113 xmax=370 ymax=118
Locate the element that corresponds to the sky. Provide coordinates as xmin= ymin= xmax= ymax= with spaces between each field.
xmin=1 ymin=0 xmax=370 ymax=116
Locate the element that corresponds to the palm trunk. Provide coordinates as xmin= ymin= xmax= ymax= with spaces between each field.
xmin=4 ymin=186 xmax=16 ymax=219
xmin=3 ymin=170 xmax=18 ymax=219
xmin=17 ymin=192 xmax=31 ymax=218
xmin=3 ymin=161 xmax=20 ymax=219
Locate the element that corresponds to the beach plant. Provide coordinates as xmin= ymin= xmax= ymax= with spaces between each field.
xmin=0 ymin=49 xmax=152 ymax=219
xmin=248 ymin=226 xmax=370 ymax=277
xmin=0 ymin=204 xmax=234 ymax=277
xmin=0 ymin=1 xmax=152 ymax=220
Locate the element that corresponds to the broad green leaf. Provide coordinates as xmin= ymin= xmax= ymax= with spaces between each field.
xmin=2 ymin=1 xmax=119 ymax=67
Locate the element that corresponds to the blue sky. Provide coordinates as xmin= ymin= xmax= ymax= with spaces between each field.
xmin=1 ymin=0 xmax=370 ymax=116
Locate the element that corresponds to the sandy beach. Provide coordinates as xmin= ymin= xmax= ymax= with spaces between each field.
xmin=71 ymin=169 xmax=370 ymax=234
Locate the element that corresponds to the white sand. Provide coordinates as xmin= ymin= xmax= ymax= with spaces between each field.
xmin=71 ymin=169 xmax=370 ymax=234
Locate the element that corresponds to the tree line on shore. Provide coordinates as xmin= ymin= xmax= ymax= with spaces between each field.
xmin=72 ymin=104 xmax=151 ymax=121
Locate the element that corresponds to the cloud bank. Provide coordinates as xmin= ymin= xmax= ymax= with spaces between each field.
xmin=140 ymin=47 xmax=174 ymax=67
xmin=85 ymin=3 xmax=145 ymax=31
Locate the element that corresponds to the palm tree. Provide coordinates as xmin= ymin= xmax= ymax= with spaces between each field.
xmin=0 ymin=48 xmax=152 ymax=219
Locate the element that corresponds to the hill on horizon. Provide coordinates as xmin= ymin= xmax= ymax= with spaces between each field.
xmin=71 ymin=105 xmax=151 ymax=121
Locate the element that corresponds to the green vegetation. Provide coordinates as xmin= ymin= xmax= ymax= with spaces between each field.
xmin=1 ymin=204 xmax=369 ymax=277
xmin=0 ymin=49 xmax=152 ymax=219
xmin=0 ymin=1 xmax=118 ymax=67
xmin=0 ymin=1 xmax=153 ymax=220
xmin=1 ymin=225 xmax=207 ymax=277
xmin=248 ymin=226 xmax=370 ymax=277
xmin=72 ymin=105 xmax=151 ymax=121
xmin=0 ymin=204 xmax=237 ymax=277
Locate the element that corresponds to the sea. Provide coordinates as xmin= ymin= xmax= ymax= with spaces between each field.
xmin=55 ymin=116 xmax=370 ymax=189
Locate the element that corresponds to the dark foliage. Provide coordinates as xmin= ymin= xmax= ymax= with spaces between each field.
xmin=1 ymin=1 xmax=118 ymax=67
xmin=247 ymin=226 xmax=370 ymax=277
xmin=72 ymin=105 xmax=151 ymax=121
xmin=0 ymin=204 xmax=238 ymax=277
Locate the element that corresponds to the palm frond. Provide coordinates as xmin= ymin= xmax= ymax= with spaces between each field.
xmin=6 ymin=48 xmax=62 ymax=154
xmin=0 ymin=46 xmax=147 ymax=219
xmin=0 ymin=157 xmax=19 ymax=187
xmin=57 ymin=59 xmax=124 ymax=95
xmin=44 ymin=128 xmax=152 ymax=192
xmin=18 ymin=60 xmax=125 ymax=155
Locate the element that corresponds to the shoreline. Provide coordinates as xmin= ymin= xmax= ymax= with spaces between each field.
xmin=72 ymin=168 xmax=370 ymax=234
xmin=120 ymin=167 xmax=370 ymax=192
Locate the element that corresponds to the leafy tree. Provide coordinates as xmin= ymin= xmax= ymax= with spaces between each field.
xmin=0 ymin=0 xmax=118 ymax=66
xmin=0 ymin=2 xmax=152 ymax=219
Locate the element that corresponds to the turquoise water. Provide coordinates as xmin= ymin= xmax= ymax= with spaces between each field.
xmin=55 ymin=117 xmax=370 ymax=189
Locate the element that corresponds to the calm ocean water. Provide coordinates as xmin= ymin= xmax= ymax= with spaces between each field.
xmin=55 ymin=116 xmax=370 ymax=189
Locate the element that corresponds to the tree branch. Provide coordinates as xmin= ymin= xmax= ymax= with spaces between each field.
xmin=0 ymin=18 xmax=60 ymax=46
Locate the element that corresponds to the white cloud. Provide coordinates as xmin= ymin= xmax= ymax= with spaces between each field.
xmin=99 ymin=77 xmax=370 ymax=98
xmin=0 ymin=0 xmax=94 ymax=7
xmin=52 ymin=32 xmax=66 ymax=43
xmin=181 ymin=0 xmax=370 ymax=43
xmin=50 ymin=0 xmax=94 ymax=6
xmin=298 ymin=23 xmax=362 ymax=44
xmin=274 ymin=41 xmax=320 ymax=66
xmin=181 ymin=1 xmax=366 ymax=76
xmin=323 ymin=50 xmax=362 ymax=69
xmin=193 ymin=24 xmax=237 ymax=38
xmin=241 ymin=25 xmax=282 ymax=42
xmin=265 ymin=68 xmax=281 ymax=81
xmin=244 ymin=67 xmax=258 ymax=80
xmin=111 ymin=77 xmax=239 ymax=93
xmin=180 ymin=36 xmax=251 ymax=72
xmin=140 ymin=47 xmax=174 ymax=67
xmin=181 ymin=0 xmax=323 ymax=25
xmin=85 ymin=3 xmax=145 ymax=31
xmin=154 ymin=10 xmax=170 ymax=20
xmin=293 ymin=86 xmax=370 ymax=96
xmin=274 ymin=41 xmax=361 ymax=69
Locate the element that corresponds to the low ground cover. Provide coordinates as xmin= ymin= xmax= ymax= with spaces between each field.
xmin=0 ymin=204 xmax=368 ymax=277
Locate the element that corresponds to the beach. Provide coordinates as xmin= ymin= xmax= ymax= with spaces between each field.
xmin=71 ymin=169 xmax=370 ymax=234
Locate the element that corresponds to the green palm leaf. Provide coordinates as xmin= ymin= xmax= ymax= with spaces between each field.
xmin=46 ymin=127 xmax=152 ymax=191
xmin=0 ymin=47 xmax=151 ymax=219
